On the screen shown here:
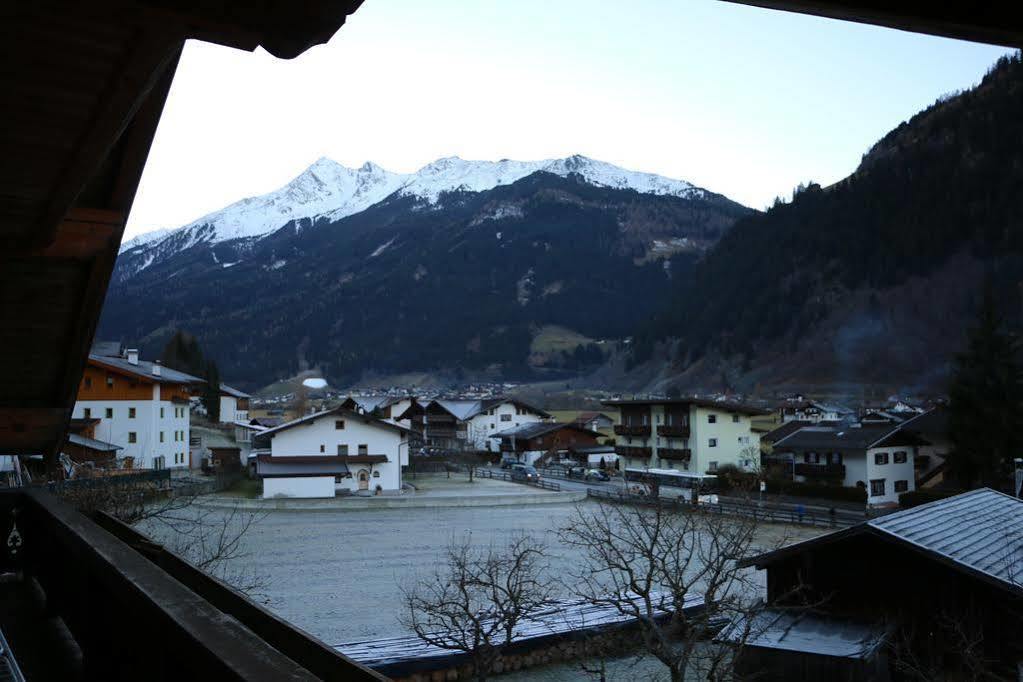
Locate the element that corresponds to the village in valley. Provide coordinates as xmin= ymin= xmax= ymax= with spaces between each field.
xmin=13 ymin=335 xmax=1018 ymax=680
xmin=6 ymin=2 xmax=1023 ymax=681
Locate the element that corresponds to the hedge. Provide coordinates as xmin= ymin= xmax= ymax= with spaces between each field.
xmin=898 ymin=488 xmax=966 ymax=509
xmin=764 ymin=479 xmax=867 ymax=504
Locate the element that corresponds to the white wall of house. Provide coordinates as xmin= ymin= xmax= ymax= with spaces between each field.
xmin=617 ymin=404 xmax=759 ymax=475
xmin=73 ymin=384 xmax=190 ymax=469
xmin=219 ymin=395 xmax=238 ymax=424
xmin=467 ymin=402 xmax=545 ymax=451
xmin=267 ymin=413 xmax=406 ymax=491
xmin=863 ymin=446 xmax=915 ymax=506
xmin=263 ymin=476 xmax=335 ymax=499
xmin=688 ymin=407 xmax=759 ymax=474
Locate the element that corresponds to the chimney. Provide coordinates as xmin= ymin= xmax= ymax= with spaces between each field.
xmin=152 ymin=361 xmax=162 ymax=377
xmin=126 ymin=349 xmax=139 ymax=366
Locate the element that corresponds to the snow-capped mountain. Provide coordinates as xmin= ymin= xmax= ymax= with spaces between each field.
xmin=122 ymin=154 xmax=707 ymax=259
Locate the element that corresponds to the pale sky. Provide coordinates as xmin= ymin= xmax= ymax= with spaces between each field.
xmin=125 ymin=0 xmax=1014 ymax=239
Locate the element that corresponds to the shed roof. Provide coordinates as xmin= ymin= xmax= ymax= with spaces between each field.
xmin=490 ymin=422 xmax=602 ymax=441
xmin=716 ymin=610 xmax=886 ymax=659
xmin=256 ymin=457 xmax=350 ymax=478
xmin=67 ymin=433 xmax=121 ymax=453
xmin=741 ymin=489 xmax=1023 ymax=596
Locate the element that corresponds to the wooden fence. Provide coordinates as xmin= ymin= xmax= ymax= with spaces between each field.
xmin=473 ymin=468 xmax=561 ymax=492
xmin=586 ymin=488 xmax=862 ymax=528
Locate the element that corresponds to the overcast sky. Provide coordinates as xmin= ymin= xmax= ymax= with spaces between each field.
xmin=125 ymin=0 xmax=1014 ymax=239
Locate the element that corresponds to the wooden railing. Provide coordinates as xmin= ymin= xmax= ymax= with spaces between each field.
xmin=615 ymin=446 xmax=652 ymax=458
xmin=793 ymin=463 xmax=846 ymax=478
xmin=656 ymin=424 xmax=690 ymax=437
xmin=613 ymin=424 xmax=651 ymax=436
xmin=1 ymin=488 xmax=384 ymax=680
xmin=657 ymin=448 xmax=692 ymax=461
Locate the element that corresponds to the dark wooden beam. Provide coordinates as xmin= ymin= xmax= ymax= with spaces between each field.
xmin=720 ymin=1 xmax=1023 ymax=48
xmin=31 ymin=29 xmax=182 ymax=249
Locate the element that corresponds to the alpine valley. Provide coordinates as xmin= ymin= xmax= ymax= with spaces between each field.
xmin=100 ymin=54 xmax=1023 ymax=394
xmin=100 ymin=155 xmax=750 ymax=389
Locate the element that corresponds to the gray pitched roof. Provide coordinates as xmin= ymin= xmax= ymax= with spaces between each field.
xmin=253 ymin=406 xmax=413 ymax=444
xmin=742 ymin=489 xmax=1023 ymax=595
xmin=490 ymin=422 xmax=601 ymax=441
xmin=220 ymin=383 xmax=250 ymax=399
xmin=67 ymin=433 xmax=121 ymax=452
xmin=89 ymin=354 xmax=203 ymax=385
xmin=772 ymin=424 xmax=909 ymax=450
xmin=716 ymin=609 xmax=886 ymax=659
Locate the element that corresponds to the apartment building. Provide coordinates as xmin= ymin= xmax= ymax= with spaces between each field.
xmin=71 ymin=344 xmax=202 ymax=469
xmin=603 ymin=398 xmax=767 ymax=474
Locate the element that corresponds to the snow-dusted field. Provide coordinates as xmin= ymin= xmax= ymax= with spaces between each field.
xmin=204 ymin=498 xmax=824 ymax=649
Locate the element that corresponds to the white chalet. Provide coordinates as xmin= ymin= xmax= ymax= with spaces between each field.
xmin=252 ymin=408 xmax=411 ymax=499
xmin=218 ymin=383 xmax=250 ymax=424
xmin=423 ymin=398 xmax=550 ymax=451
xmin=772 ymin=423 xmax=926 ymax=507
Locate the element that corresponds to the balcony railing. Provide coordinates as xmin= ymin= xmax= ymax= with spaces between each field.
xmin=616 ymin=446 xmax=652 ymax=459
xmin=614 ymin=424 xmax=651 ymax=437
xmin=794 ymin=463 xmax=846 ymax=478
xmin=657 ymin=447 xmax=692 ymax=461
xmin=0 ymin=488 xmax=384 ymax=680
xmin=657 ymin=424 xmax=690 ymax=437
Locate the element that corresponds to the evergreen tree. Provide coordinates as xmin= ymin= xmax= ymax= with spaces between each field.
xmin=160 ymin=330 xmax=206 ymax=377
xmin=947 ymin=284 xmax=1023 ymax=489
xmin=203 ymin=361 xmax=221 ymax=422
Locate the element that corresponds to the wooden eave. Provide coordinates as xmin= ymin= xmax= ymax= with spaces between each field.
xmin=0 ymin=1 xmax=363 ymax=464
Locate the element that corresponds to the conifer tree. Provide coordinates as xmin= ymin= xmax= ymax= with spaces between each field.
xmin=947 ymin=284 xmax=1023 ymax=488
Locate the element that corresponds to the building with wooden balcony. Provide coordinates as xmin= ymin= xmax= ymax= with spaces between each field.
xmin=252 ymin=407 xmax=413 ymax=498
xmin=71 ymin=343 xmax=203 ymax=470
xmin=490 ymin=422 xmax=603 ymax=465
xmin=603 ymin=398 xmax=767 ymax=475
xmin=772 ymin=424 xmax=928 ymax=507
xmin=420 ymin=398 xmax=549 ymax=451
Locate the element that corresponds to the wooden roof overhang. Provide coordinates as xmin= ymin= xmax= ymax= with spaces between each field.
xmin=720 ymin=1 xmax=1023 ymax=49
xmin=0 ymin=1 xmax=363 ymax=467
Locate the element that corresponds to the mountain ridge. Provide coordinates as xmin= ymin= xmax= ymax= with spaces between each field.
xmin=120 ymin=154 xmax=713 ymax=265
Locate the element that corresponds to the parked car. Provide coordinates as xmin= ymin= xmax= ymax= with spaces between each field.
xmin=584 ymin=469 xmax=610 ymax=482
xmin=511 ymin=465 xmax=540 ymax=482
xmin=567 ymin=466 xmax=587 ymax=479
xmin=500 ymin=458 xmax=519 ymax=470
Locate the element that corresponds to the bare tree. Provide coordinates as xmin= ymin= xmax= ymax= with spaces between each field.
xmin=400 ymin=534 xmax=552 ymax=681
xmin=558 ymin=499 xmax=791 ymax=682
xmin=58 ymin=476 xmax=268 ymax=597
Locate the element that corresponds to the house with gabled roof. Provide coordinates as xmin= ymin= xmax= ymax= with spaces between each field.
xmin=252 ymin=407 xmax=412 ymax=498
xmin=489 ymin=422 xmax=603 ymax=465
xmin=72 ymin=343 xmax=203 ymax=470
xmin=772 ymin=423 xmax=927 ymax=506
xmin=728 ymin=489 xmax=1023 ymax=680
xmin=422 ymin=397 xmax=550 ymax=451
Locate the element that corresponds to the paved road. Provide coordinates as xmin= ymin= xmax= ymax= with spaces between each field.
xmin=479 ymin=466 xmax=624 ymax=494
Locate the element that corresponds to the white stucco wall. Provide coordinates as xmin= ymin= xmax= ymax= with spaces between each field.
xmin=262 ymin=476 xmax=335 ymax=499
xmin=689 ymin=407 xmax=759 ymax=474
xmin=219 ymin=395 xmax=238 ymax=424
xmin=467 ymin=402 xmax=545 ymax=451
xmin=267 ymin=413 xmax=405 ymax=491
xmin=73 ymin=383 xmax=190 ymax=469
xmin=863 ymin=446 xmax=915 ymax=505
